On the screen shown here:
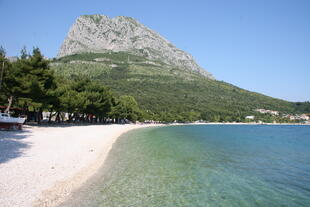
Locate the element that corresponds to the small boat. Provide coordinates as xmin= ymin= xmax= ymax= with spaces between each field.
xmin=0 ymin=113 xmax=26 ymax=130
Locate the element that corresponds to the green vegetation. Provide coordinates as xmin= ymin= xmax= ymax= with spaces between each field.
xmin=110 ymin=95 xmax=142 ymax=122
xmin=1 ymin=49 xmax=309 ymax=123
xmin=1 ymin=47 xmax=56 ymax=122
xmin=57 ymin=51 xmax=151 ymax=63
xmin=293 ymin=102 xmax=310 ymax=113
xmin=82 ymin=14 xmax=104 ymax=24
xmin=51 ymin=52 xmax=309 ymax=122
xmin=0 ymin=48 xmax=143 ymax=123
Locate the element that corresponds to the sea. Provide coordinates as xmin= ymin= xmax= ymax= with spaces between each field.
xmin=60 ymin=125 xmax=310 ymax=207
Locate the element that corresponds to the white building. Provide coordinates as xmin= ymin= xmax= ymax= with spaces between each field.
xmin=255 ymin=109 xmax=279 ymax=115
xmin=300 ymin=114 xmax=310 ymax=120
xmin=245 ymin=115 xmax=255 ymax=120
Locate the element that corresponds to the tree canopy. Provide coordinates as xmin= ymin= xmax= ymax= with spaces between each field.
xmin=0 ymin=47 xmax=142 ymax=123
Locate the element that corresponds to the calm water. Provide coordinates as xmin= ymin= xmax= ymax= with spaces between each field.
xmin=61 ymin=125 xmax=310 ymax=207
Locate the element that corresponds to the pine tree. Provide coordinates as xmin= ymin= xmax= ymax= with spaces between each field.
xmin=1 ymin=47 xmax=56 ymax=123
xmin=110 ymin=95 xmax=142 ymax=122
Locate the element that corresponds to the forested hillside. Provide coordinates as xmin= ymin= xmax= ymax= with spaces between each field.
xmin=51 ymin=52 xmax=301 ymax=122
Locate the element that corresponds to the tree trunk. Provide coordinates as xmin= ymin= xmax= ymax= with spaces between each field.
xmin=37 ymin=109 xmax=42 ymax=124
xmin=69 ymin=113 xmax=73 ymax=123
xmin=56 ymin=112 xmax=61 ymax=123
xmin=0 ymin=61 xmax=4 ymax=90
xmin=48 ymin=112 xmax=57 ymax=123
xmin=74 ymin=113 xmax=78 ymax=123
xmin=4 ymin=96 xmax=13 ymax=113
xmin=48 ymin=112 xmax=53 ymax=123
xmin=26 ymin=109 xmax=30 ymax=122
xmin=33 ymin=109 xmax=37 ymax=122
xmin=61 ymin=113 xmax=64 ymax=122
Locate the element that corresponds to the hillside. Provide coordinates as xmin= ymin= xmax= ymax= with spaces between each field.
xmin=51 ymin=52 xmax=296 ymax=122
xmin=57 ymin=15 xmax=213 ymax=78
xmin=52 ymin=14 xmax=305 ymax=122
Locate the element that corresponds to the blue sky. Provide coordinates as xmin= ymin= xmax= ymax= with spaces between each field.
xmin=0 ymin=0 xmax=309 ymax=102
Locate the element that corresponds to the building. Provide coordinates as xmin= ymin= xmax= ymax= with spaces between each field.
xmin=245 ymin=115 xmax=255 ymax=120
xmin=255 ymin=109 xmax=279 ymax=115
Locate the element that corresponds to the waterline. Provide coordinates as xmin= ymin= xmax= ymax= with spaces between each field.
xmin=60 ymin=125 xmax=310 ymax=207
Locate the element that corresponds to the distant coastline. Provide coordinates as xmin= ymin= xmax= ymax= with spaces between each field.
xmin=189 ymin=122 xmax=310 ymax=126
xmin=165 ymin=122 xmax=310 ymax=126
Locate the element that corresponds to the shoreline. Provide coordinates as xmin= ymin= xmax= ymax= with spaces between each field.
xmin=0 ymin=124 xmax=162 ymax=207
xmin=0 ymin=123 xmax=308 ymax=207
xmin=188 ymin=122 xmax=310 ymax=126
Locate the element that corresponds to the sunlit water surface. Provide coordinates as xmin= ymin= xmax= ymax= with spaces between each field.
xmin=60 ymin=125 xmax=310 ymax=207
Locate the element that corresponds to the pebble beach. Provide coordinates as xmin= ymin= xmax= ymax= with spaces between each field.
xmin=0 ymin=124 xmax=160 ymax=207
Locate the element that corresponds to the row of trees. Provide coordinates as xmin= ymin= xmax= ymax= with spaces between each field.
xmin=0 ymin=47 xmax=142 ymax=124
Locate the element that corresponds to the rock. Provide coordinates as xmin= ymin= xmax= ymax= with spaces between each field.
xmin=57 ymin=15 xmax=214 ymax=79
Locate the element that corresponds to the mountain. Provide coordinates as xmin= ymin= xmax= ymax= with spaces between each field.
xmin=57 ymin=15 xmax=213 ymax=78
xmin=53 ymin=15 xmax=301 ymax=122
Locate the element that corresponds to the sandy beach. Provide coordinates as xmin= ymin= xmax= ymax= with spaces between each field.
xmin=0 ymin=124 xmax=160 ymax=207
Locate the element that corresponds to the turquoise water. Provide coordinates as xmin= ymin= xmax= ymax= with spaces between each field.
xmin=61 ymin=125 xmax=310 ymax=207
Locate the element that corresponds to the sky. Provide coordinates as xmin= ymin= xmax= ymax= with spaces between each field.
xmin=0 ymin=0 xmax=309 ymax=102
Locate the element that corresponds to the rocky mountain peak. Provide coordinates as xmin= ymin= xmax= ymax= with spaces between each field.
xmin=57 ymin=15 xmax=214 ymax=78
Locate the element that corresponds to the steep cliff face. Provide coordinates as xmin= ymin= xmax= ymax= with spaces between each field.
xmin=57 ymin=15 xmax=214 ymax=78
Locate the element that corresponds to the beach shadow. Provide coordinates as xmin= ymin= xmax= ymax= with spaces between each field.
xmin=25 ymin=122 xmax=120 ymax=130
xmin=27 ymin=122 xmax=114 ymax=128
xmin=0 ymin=129 xmax=30 ymax=164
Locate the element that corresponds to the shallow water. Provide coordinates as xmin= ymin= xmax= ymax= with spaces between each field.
xmin=61 ymin=125 xmax=310 ymax=207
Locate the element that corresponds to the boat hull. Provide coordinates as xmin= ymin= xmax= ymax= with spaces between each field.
xmin=0 ymin=122 xmax=23 ymax=130
xmin=0 ymin=118 xmax=26 ymax=124
xmin=0 ymin=113 xmax=25 ymax=130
